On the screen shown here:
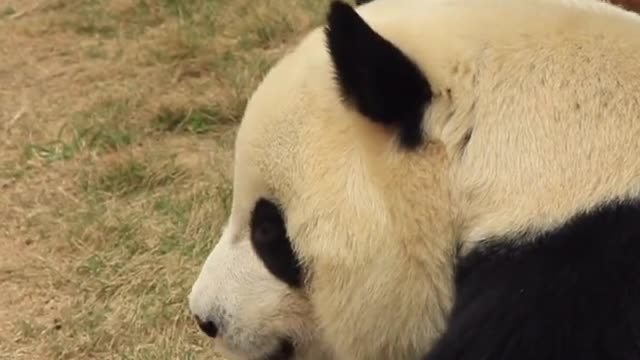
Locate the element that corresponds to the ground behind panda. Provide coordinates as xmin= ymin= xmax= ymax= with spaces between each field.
xmin=0 ymin=0 xmax=331 ymax=358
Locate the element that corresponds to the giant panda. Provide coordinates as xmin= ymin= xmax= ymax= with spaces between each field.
xmin=188 ymin=0 xmax=640 ymax=359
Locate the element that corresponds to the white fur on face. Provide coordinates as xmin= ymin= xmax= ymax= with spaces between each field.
xmin=188 ymin=223 xmax=323 ymax=359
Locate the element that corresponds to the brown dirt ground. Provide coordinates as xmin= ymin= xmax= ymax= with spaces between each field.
xmin=0 ymin=0 xmax=330 ymax=358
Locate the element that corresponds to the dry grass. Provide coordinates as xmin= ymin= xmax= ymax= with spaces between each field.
xmin=0 ymin=0 xmax=333 ymax=358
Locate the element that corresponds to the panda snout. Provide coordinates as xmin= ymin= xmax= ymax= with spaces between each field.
xmin=194 ymin=315 xmax=219 ymax=338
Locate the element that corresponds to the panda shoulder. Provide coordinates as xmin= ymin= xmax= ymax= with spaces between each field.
xmin=422 ymin=199 xmax=640 ymax=360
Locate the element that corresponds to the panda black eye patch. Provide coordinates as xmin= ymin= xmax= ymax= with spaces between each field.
xmin=250 ymin=198 xmax=303 ymax=288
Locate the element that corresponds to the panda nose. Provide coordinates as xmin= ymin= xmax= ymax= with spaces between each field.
xmin=194 ymin=315 xmax=218 ymax=338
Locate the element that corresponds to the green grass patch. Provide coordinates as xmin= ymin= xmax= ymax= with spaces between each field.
xmin=24 ymin=126 xmax=133 ymax=162
xmin=142 ymin=0 xmax=228 ymax=64
xmin=24 ymin=98 xmax=137 ymax=162
xmin=1 ymin=5 xmax=15 ymax=18
xmin=56 ymin=0 xmax=118 ymax=38
xmin=84 ymin=159 xmax=185 ymax=197
xmin=152 ymin=180 xmax=231 ymax=259
xmin=13 ymin=320 xmax=47 ymax=342
xmin=48 ymin=0 xmax=197 ymax=39
xmin=85 ymin=43 xmax=109 ymax=59
xmin=237 ymin=12 xmax=297 ymax=50
xmin=74 ymin=22 xmax=117 ymax=38
xmin=153 ymin=105 xmax=236 ymax=134
xmin=77 ymin=254 xmax=107 ymax=277
xmin=92 ymin=160 xmax=148 ymax=195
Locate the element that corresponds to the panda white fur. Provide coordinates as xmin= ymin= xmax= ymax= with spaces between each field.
xmin=188 ymin=0 xmax=640 ymax=359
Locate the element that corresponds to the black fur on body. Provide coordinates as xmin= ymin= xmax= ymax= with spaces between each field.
xmin=423 ymin=199 xmax=640 ymax=360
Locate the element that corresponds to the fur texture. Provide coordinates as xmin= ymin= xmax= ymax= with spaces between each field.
xmin=424 ymin=199 xmax=640 ymax=360
xmin=189 ymin=0 xmax=640 ymax=359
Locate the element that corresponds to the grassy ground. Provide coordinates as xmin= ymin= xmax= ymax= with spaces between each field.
xmin=0 ymin=0 xmax=332 ymax=358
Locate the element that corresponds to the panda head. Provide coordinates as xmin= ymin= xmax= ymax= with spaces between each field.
xmin=189 ymin=0 xmax=640 ymax=358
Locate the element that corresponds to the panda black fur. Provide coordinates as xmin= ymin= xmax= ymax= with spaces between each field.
xmin=423 ymin=199 xmax=640 ymax=359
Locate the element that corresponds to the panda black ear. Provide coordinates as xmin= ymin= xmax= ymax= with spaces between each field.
xmin=325 ymin=0 xmax=432 ymax=149
xmin=355 ymin=0 xmax=373 ymax=5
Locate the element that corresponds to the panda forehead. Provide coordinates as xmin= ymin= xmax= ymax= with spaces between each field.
xmin=231 ymin=134 xmax=298 ymax=229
